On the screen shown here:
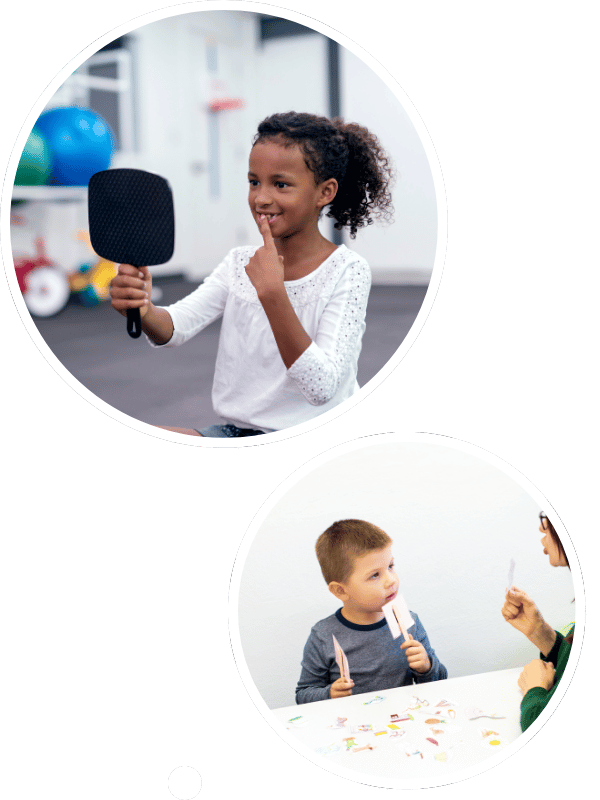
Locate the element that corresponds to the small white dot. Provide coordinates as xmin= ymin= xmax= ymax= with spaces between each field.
xmin=168 ymin=766 xmax=202 ymax=799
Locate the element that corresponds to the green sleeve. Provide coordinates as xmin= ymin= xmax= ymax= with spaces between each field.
xmin=520 ymin=686 xmax=549 ymax=731
xmin=521 ymin=625 xmax=573 ymax=731
xmin=543 ymin=627 xmax=573 ymax=674
xmin=542 ymin=630 xmax=563 ymax=666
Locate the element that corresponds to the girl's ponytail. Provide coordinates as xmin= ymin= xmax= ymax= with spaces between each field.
xmin=329 ymin=120 xmax=394 ymax=237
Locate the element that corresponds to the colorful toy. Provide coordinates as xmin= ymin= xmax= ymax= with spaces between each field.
xmin=34 ymin=106 xmax=115 ymax=186
xmin=68 ymin=230 xmax=117 ymax=306
xmin=14 ymin=237 xmax=70 ymax=317
xmin=15 ymin=129 xmax=52 ymax=186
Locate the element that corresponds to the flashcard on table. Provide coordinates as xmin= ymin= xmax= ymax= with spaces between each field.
xmin=406 ymin=696 xmax=429 ymax=710
xmin=332 ymin=634 xmax=350 ymax=680
xmin=466 ymin=706 xmax=506 ymax=720
xmin=363 ymin=695 xmax=385 ymax=705
xmin=391 ymin=711 xmax=413 ymax=722
xmin=352 ymin=743 xmax=376 ymax=753
xmin=315 ymin=743 xmax=341 ymax=756
xmin=421 ymin=708 xmax=456 ymax=721
xmin=481 ymin=735 xmax=506 ymax=750
xmin=327 ymin=716 xmax=347 ymax=729
xmin=382 ymin=595 xmax=415 ymax=640
xmin=287 ymin=715 xmax=308 ymax=728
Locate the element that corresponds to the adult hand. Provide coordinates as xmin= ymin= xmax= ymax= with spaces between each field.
xmin=501 ymin=587 xmax=547 ymax=639
xmin=401 ymin=634 xmax=431 ymax=674
xmin=245 ymin=215 xmax=285 ymax=299
xmin=518 ymin=659 xmax=555 ymax=694
xmin=110 ymin=264 xmax=152 ymax=317
xmin=330 ymin=676 xmax=354 ymax=699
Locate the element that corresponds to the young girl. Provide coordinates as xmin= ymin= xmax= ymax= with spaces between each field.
xmin=110 ymin=112 xmax=394 ymax=437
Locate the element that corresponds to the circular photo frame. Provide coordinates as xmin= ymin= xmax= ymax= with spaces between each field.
xmin=230 ymin=434 xmax=582 ymax=790
xmin=5 ymin=4 xmax=444 ymax=446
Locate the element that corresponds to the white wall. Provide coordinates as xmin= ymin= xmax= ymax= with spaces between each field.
xmin=341 ymin=48 xmax=437 ymax=283
xmin=255 ymin=33 xmax=329 ymax=119
xmin=237 ymin=441 xmax=575 ymax=709
xmin=119 ymin=11 xmax=260 ymax=276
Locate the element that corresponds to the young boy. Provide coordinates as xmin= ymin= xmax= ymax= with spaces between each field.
xmin=296 ymin=519 xmax=447 ymax=704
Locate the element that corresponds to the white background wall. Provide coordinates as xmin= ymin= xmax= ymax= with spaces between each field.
xmin=341 ymin=48 xmax=437 ymax=283
xmin=238 ymin=441 xmax=575 ymax=709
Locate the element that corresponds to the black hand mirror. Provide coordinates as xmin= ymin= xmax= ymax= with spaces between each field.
xmin=88 ymin=168 xmax=175 ymax=338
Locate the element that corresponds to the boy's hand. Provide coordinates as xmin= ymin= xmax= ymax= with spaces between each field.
xmin=401 ymin=634 xmax=431 ymax=674
xmin=518 ymin=659 xmax=555 ymax=695
xmin=246 ymin=215 xmax=285 ymax=299
xmin=110 ymin=264 xmax=152 ymax=317
xmin=330 ymin=676 xmax=354 ymax=699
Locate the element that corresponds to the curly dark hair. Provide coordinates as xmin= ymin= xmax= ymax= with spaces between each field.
xmin=253 ymin=112 xmax=395 ymax=238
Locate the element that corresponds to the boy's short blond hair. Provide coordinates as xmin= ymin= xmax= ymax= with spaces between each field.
xmin=315 ymin=519 xmax=392 ymax=585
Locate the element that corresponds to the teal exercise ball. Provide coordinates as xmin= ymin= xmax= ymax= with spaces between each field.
xmin=15 ymin=129 xmax=52 ymax=185
xmin=35 ymin=107 xmax=115 ymax=186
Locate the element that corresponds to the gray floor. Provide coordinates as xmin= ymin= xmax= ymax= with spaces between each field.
xmin=33 ymin=278 xmax=428 ymax=430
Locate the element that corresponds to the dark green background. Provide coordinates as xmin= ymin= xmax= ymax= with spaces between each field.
xmin=0 ymin=0 xmax=598 ymax=800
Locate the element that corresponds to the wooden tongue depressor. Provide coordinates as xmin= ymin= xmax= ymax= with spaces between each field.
xmin=88 ymin=168 xmax=175 ymax=338
xmin=382 ymin=595 xmax=415 ymax=641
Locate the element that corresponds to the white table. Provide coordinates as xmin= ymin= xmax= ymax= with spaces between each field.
xmin=272 ymin=668 xmax=524 ymax=781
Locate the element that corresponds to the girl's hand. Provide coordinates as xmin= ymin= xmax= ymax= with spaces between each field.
xmin=245 ymin=215 xmax=285 ymax=299
xmin=330 ymin=676 xmax=354 ymax=699
xmin=401 ymin=634 xmax=431 ymax=674
xmin=110 ymin=264 xmax=152 ymax=317
xmin=518 ymin=659 xmax=555 ymax=695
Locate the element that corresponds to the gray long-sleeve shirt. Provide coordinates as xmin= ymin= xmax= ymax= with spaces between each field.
xmin=296 ymin=608 xmax=447 ymax=705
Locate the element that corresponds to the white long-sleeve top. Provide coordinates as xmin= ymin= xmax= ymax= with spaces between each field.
xmin=149 ymin=244 xmax=371 ymax=432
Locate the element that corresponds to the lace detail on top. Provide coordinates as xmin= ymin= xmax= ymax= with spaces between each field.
xmin=228 ymin=245 xmax=367 ymax=309
xmin=287 ymin=258 xmax=371 ymax=405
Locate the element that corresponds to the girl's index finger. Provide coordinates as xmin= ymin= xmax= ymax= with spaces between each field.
xmin=258 ymin=214 xmax=277 ymax=247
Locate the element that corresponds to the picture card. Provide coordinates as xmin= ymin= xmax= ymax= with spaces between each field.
xmin=332 ymin=634 xmax=350 ymax=680
xmin=382 ymin=595 xmax=415 ymax=640
xmin=507 ymin=558 xmax=516 ymax=590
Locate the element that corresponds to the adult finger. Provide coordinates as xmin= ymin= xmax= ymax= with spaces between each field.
xmin=502 ymin=600 xmax=520 ymax=618
xmin=507 ymin=587 xmax=531 ymax=604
